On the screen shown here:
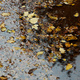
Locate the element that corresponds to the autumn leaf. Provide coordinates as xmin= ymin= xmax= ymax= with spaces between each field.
xmin=29 ymin=18 xmax=39 ymax=24
xmin=37 ymin=51 xmax=44 ymax=56
xmin=66 ymin=64 xmax=72 ymax=70
xmin=1 ymin=12 xmax=11 ymax=16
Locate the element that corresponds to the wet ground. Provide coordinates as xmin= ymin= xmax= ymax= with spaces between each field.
xmin=0 ymin=0 xmax=80 ymax=80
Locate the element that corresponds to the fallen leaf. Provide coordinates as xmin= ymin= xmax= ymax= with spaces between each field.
xmin=56 ymin=26 xmax=61 ymax=32
xmin=61 ymin=40 xmax=66 ymax=43
xmin=53 ymin=59 xmax=56 ymax=62
xmin=47 ymin=28 xmax=52 ymax=33
xmin=11 ymin=30 xmax=15 ymax=33
xmin=0 ymin=63 xmax=3 ymax=68
xmin=59 ymin=48 xmax=65 ymax=54
xmin=32 ymin=24 xmax=38 ymax=30
xmin=1 ymin=27 xmax=6 ymax=32
xmin=74 ymin=13 xmax=79 ymax=17
xmin=65 ymin=42 xmax=71 ymax=47
xmin=49 ymin=26 xmax=55 ymax=30
xmin=23 ymin=11 xmax=29 ymax=16
xmin=63 ymin=58 xmax=66 ymax=61
xmin=0 ymin=22 xmax=5 ymax=28
xmin=7 ymin=37 xmax=15 ymax=43
xmin=1 ymin=12 xmax=11 ymax=16
xmin=66 ymin=63 xmax=72 ymax=70
xmin=0 ymin=76 xmax=7 ymax=80
xmin=14 ymin=47 xmax=20 ymax=50
xmin=28 ymin=13 xmax=35 ymax=18
xmin=7 ymin=29 xmax=12 ymax=33
xmin=37 ymin=51 xmax=44 ymax=56
xmin=29 ymin=18 xmax=39 ymax=24
xmin=21 ymin=36 xmax=26 ymax=39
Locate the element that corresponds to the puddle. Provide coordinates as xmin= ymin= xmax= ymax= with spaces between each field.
xmin=0 ymin=0 xmax=80 ymax=80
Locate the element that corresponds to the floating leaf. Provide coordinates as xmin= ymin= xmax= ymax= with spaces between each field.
xmin=14 ymin=47 xmax=20 ymax=50
xmin=28 ymin=13 xmax=35 ymax=18
xmin=66 ymin=64 xmax=72 ymax=70
xmin=11 ymin=30 xmax=15 ymax=33
xmin=23 ymin=11 xmax=29 ymax=16
xmin=7 ymin=29 xmax=12 ymax=33
xmin=37 ymin=51 xmax=44 ymax=56
xmin=0 ymin=76 xmax=7 ymax=80
xmin=73 ymin=44 xmax=77 ymax=47
xmin=1 ymin=27 xmax=6 ymax=32
xmin=65 ymin=42 xmax=71 ymax=47
xmin=59 ymin=48 xmax=65 ymax=54
xmin=27 ymin=29 xmax=32 ymax=33
xmin=61 ymin=40 xmax=66 ymax=43
xmin=49 ymin=26 xmax=55 ymax=30
xmin=32 ymin=24 xmax=38 ymax=30
xmin=29 ymin=18 xmax=39 ymax=24
xmin=21 ymin=36 xmax=26 ymax=39
xmin=63 ymin=58 xmax=66 ymax=61
xmin=47 ymin=28 xmax=52 ymax=33
xmin=0 ymin=22 xmax=5 ymax=28
xmin=53 ymin=59 xmax=56 ymax=62
xmin=1 ymin=12 xmax=11 ymax=16
xmin=7 ymin=37 xmax=15 ymax=43
xmin=74 ymin=13 xmax=79 ymax=17
xmin=56 ymin=27 xmax=61 ymax=32
xmin=0 ymin=63 xmax=3 ymax=68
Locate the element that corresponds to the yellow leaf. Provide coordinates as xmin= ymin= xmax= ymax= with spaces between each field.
xmin=1 ymin=12 xmax=11 ymax=16
xmin=37 ymin=51 xmax=44 ymax=56
xmin=28 ymin=13 xmax=35 ymax=18
xmin=61 ymin=40 xmax=66 ymax=43
xmin=29 ymin=18 xmax=39 ymax=24
xmin=23 ymin=11 xmax=29 ymax=16
xmin=1 ymin=27 xmax=6 ymax=32
xmin=66 ymin=64 xmax=72 ymax=70
xmin=65 ymin=42 xmax=71 ymax=47
xmin=16 ymin=37 xmax=21 ymax=39
xmin=32 ymin=24 xmax=38 ymax=30
xmin=0 ymin=22 xmax=5 ymax=28
xmin=56 ymin=27 xmax=61 ymax=32
xmin=11 ymin=30 xmax=15 ymax=33
xmin=27 ymin=29 xmax=32 ymax=33
xmin=14 ymin=47 xmax=20 ymax=50
xmin=63 ymin=58 xmax=66 ymax=61
xmin=57 ymin=4 xmax=62 ymax=6
xmin=21 ymin=36 xmax=26 ymax=39
xmin=74 ymin=13 xmax=79 ymax=17
xmin=73 ymin=44 xmax=77 ymax=47
xmin=49 ymin=26 xmax=55 ymax=30
xmin=7 ymin=37 xmax=15 ymax=43
xmin=21 ymin=5 xmax=25 ymax=8
xmin=0 ymin=63 xmax=3 ymax=68
xmin=53 ymin=59 xmax=56 ymax=62
xmin=59 ymin=48 xmax=65 ymax=54
xmin=0 ymin=77 xmax=7 ymax=80
xmin=21 ymin=48 xmax=26 ymax=51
